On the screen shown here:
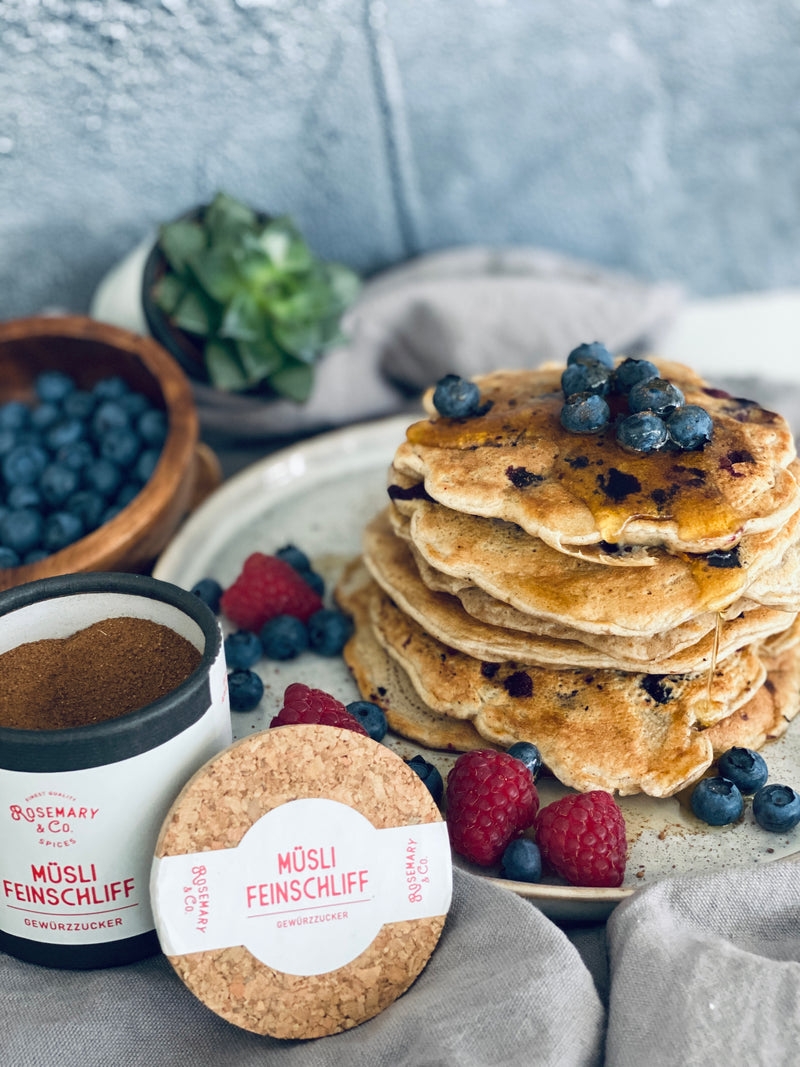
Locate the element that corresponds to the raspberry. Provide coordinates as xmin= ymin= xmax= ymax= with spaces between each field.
xmin=220 ymin=553 xmax=323 ymax=632
xmin=445 ymin=750 xmax=539 ymax=867
xmin=270 ymin=682 xmax=368 ymax=735
xmin=535 ymin=791 xmax=627 ymax=888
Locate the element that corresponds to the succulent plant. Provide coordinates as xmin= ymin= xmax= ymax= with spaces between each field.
xmin=151 ymin=191 xmax=361 ymax=401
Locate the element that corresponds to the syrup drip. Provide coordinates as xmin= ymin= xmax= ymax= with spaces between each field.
xmin=704 ymin=611 xmax=724 ymax=715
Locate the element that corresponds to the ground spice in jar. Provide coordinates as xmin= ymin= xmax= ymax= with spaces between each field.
xmin=0 ymin=616 xmax=202 ymax=730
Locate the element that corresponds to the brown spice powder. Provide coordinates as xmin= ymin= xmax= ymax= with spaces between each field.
xmin=0 ymin=616 xmax=202 ymax=731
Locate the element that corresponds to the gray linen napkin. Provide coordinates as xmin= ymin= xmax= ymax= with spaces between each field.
xmin=188 ymin=245 xmax=682 ymax=438
xmin=1 ymin=869 xmax=604 ymax=1067
xmin=606 ymin=861 xmax=800 ymax=1067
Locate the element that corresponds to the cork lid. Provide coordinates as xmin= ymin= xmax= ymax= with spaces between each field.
xmin=150 ymin=724 xmax=452 ymax=1039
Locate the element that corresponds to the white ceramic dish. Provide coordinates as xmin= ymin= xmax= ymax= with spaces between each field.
xmin=154 ymin=415 xmax=800 ymax=921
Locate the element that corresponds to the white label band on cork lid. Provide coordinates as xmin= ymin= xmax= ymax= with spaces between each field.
xmin=152 ymin=797 xmax=451 ymax=975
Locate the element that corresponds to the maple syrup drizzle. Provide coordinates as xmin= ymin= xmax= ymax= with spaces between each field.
xmin=705 ymin=611 xmax=724 ymax=714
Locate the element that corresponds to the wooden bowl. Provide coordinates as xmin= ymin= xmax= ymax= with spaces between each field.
xmin=0 ymin=315 xmax=221 ymax=591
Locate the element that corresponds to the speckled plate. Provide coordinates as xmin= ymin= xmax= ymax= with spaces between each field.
xmin=154 ymin=415 xmax=800 ymax=921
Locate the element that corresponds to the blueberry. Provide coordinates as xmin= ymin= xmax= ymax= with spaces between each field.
xmin=56 ymin=440 xmax=95 ymax=472
xmin=690 ymin=776 xmax=743 ymax=826
xmin=507 ymin=741 xmax=543 ymax=781
xmin=39 ymin=463 xmax=80 ymax=507
xmin=628 ymin=378 xmax=685 ymax=418
xmin=45 ymin=418 xmax=85 ymax=451
xmin=275 ymin=543 xmax=311 ymax=572
xmin=99 ymin=428 xmax=141 ymax=467
xmin=42 ymin=511 xmax=85 ymax=552
xmin=7 ymin=485 xmax=42 ymax=511
xmin=91 ymin=375 xmax=129 ymax=401
xmin=62 ymin=390 xmax=95 ymax=420
xmin=118 ymin=392 xmax=150 ymax=419
xmin=2 ymin=443 xmax=48 ymax=486
xmin=30 ymin=402 xmax=60 ymax=431
xmin=616 ymin=411 xmax=668 ymax=453
xmin=666 ymin=405 xmax=714 ymax=451
xmin=224 ymin=629 xmax=264 ymax=670
xmin=300 ymin=568 xmax=325 ymax=597
xmin=307 ymin=609 xmax=353 ymax=656
xmin=613 ymin=358 xmax=659 ymax=394
xmin=561 ymin=359 xmax=612 ymax=398
xmin=0 ymin=401 xmax=30 ymax=432
xmin=35 ymin=370 xmax=76 ymax=403
xmin=432 ymin=374 xmax=482 ymax=418
xmin=135 ymin=448 xmax=161 ymax=483
xmin=228 ymin=669 xmax=264 ymax=712
xmin=91 ymin=400 xmax=130 ymax=439
xmin=346 ymin=700 xmax=388 ymax=742
xmin=137 ymin=409 xmax=168 ymax=447
xmin=752 ymin=784 xmax=800 ymax=833
xmin=0 ymin=508 xmax=43 ymax=554
xmin=65 ymin=489 xmax=105 ymax=529
xmin=717 ymin=747 xmax=768 ymax=794
xmin=116 ymin=481 xmax=143 ymax=509
xmin=85 ymin=458 xmax=124 ymax=498
xmin=0 ymin=430 xmax=16 ymax=456
xmin=560 ymin=392 xmax=610 ymax=434
xmin=0 ymin=546 xmax=20 ymax=568
xmin=190 ymin=577 xmax=223 ymax=613
xmin=260 ymin=615 xmax=309 ymax=660
xmin=567 ymin=342 xmax=615 ymax=370
xmin=501 ymin=838 xmax=542 ymax=882
xmin=405 ymin=755 xmax=444 ymax=805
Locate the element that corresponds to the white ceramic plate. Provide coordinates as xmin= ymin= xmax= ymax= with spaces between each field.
xmin=154 ymin=415 xmax=800 ymax=921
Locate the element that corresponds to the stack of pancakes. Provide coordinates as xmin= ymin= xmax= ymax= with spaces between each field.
xmin=336 ymin=358 xmax=800 ymax=797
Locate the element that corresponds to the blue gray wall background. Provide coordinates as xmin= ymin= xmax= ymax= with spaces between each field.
xmin=2 ymin=0 xmax=799 ymax=318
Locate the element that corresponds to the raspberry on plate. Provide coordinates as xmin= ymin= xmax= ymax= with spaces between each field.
xmin=445 ymin=749 xmax=539 ymax=867
xmin=220 ymin=552 xmax=323 ymax=632
xmin=270 ymin=682 xmax=368 ymax=735
xmin=535 ymin=791 xmax=627 ymax=888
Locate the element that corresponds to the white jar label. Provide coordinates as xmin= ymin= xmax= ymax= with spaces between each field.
xmin=0 ymin=646 xmax=232 ymax=947
xmin=151 ymin=798 xmax=452 ymax=976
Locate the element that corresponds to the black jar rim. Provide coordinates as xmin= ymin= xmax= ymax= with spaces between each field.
xmin=0 ymin=571 xmax=221 ymax=772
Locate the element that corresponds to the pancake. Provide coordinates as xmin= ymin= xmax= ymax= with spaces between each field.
xmin=386 ymin=495 xmax=800 ymax=636
xmin=393 ymin=362 xmax=799 ymax=554
xmin=364 ymin=509 xmax=797 ymax=673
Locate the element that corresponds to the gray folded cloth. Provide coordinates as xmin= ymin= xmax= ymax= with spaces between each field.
xmin=606 ymin=861 xmax=800 ymax=1066
xmin=189 ymin=245 xmax=683 ymax=438
xmin=2 ymin=869 xmax=604 ymax=1067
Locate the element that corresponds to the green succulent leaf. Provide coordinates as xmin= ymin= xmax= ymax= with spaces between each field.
xmin=152 ymin=273 xmax=186 ymax=316
xmin=188 ymin=248 xmax=241 ymax=304
xmin=158 ymin=220 xmax=206 ymax=273
xmin=204 ymin=339 xmax=249 ymax=391
xmin=235 ymin=337 xmax=284 ymax=383
xmin=218 ymin=291 xmax=264 ymax=343
xmin=171 ymin=289 xmax=215 ymax=336
xmin=268 ymin=359 xmax=315 ymax=403
xmin=203 ymin=191 xmax=258 ymax=245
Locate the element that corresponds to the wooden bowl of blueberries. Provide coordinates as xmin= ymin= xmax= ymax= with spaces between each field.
xmin=0 ymin=315 xmax=220 ymax=590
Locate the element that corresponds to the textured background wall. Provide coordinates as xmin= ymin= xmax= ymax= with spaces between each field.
xmin=1 ymin=0 xmax=799 ymax=319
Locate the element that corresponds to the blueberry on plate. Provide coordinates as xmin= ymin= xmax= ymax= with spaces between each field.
xmin=561 ymin=359 xmax=612 ymax=399
xmin=501 ymin=838 xmax=542 ymax=883
xmin=300 ymin=568 xmax=325 ymax=597
xmin=224 ymin=629 xmax=264 ymax=670
xmin=228 ymin=669 xmax=264 ymax=712
xmin=346 ymin=700 xmax=388 ymax=742
xmin=275 ymin=543 xmax=311 ymax=573
xmin=717 ymin=747 xmax=768 ymax=794
xmin=260 ymin=615 xmax=309 ymax=660
xmin=507 ymin=741 xmax=543 ymax=781
xmin=690 ymin=776 xmax=743 ymax=826
xmin=627 ymin=378 xmax=685 ymax=418
xmin=190 ymin=577 xmax=223 ymax=613
xmin=752 ymin=784 xmax=800 ymax=833
xmin=307 ymin=609 xmax=353 ymax=656
xmin=560 ymin=392 xmax=610 ymax=434
xmin=405 ymin=755 xmax=444 ymax=805
xmin=666 ymin=405 xmax=714 ymax=451
xmin=567 ymin=342 xmax=615 ymax=370
xmin=612 ymin=357 xmax=659 ymax=394
xmin=615 ymin=411 xmax=668 ymax=453
xmin=432 ymin=374 xmax=482 ymax=418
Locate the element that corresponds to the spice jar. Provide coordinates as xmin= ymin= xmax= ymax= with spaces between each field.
xmin=0 ymin=571 xmax=231 ymax=969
